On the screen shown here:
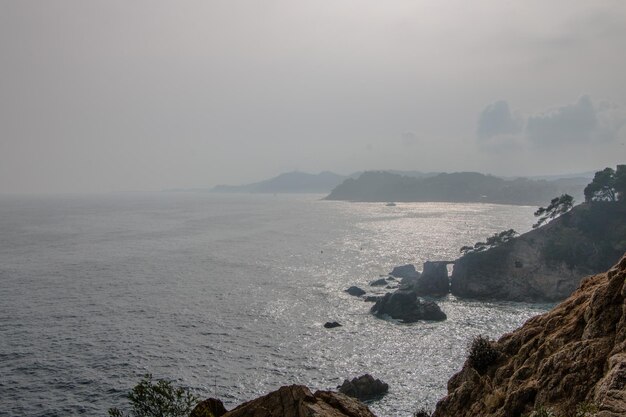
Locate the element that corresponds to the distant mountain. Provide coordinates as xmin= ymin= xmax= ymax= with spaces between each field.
xmin=325 ymin=171 xmax=589 ymax=205
xmin=212 ymin=171 xmax=348 ymax=194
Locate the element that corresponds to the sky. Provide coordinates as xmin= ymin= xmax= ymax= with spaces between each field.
xmin=1 ymin=0 xmax=625 ymax=193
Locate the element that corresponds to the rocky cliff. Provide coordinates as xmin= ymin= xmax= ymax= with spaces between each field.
xmin=433 ymin=253 xmax=626 ymax=417
xmin=451 ymin=202 xmax=626 ymax=301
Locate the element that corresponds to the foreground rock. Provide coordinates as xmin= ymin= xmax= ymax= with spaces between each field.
xmin=221 ymin=385 xmax=377 ymax=417
xmin=190 ymin=398 xmax=228 ymax=417
xmin=450 ymin=202 xmax=626 ymax=301
xmin=345 ymin=286 xmax=366 ymax=296
xmin=433 ymin=253 xmax=626 ymax=417
xmin=338 ymin=374 xmax=389 ymax=401
xmin=371 ymin=290 xmax=446 ymax=322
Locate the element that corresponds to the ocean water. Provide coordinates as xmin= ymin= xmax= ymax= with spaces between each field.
xmin=0 ymin=193 xmax=550 ymax=417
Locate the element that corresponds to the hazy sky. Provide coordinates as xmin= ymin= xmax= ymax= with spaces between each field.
xmin=1 ymin=0 xmax=626 ymax=193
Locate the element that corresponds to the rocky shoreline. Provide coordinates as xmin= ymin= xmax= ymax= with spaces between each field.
xmin=192 ymin=253 xmax=626 ymax=417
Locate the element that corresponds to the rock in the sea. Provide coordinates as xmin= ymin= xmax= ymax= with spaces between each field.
xmin=370 ymin=290 xmax=446 ymax=322
xmin=190 ymin=398 xmax=228 ymax=417
xmin=389 ymin=264 xmax=419 ymax=281
xmin=363 ymin=295 xmax=381 ymax=303
xmin=324 ymin=321 xmax=342 ymax=328
xmin=413 ymin=261 xmax=450 ymax=296
xmin=369 ymin=278 xmax=388 ymax=286
xmin=338 ymin=374 xmax=389 ymax=401
xmin=433 ymin=252 xmax=626 ymax=417
xmin=221 ymin=385 xmax=377 ymax=417
xmin=345 ymin=286 xmax=366 ymax=296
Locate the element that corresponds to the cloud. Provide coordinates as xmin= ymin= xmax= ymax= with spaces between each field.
xmin=477 ymin=100 xmax=522 ymax=139
xmin=477 ymin=96 xmax=626 ymax=151
xmin=476 ymin=100 xmax=523 ymax=152
xmin=526 ymin=95 xmax=599 ymax=145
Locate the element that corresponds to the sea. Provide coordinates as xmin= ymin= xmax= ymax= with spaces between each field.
xmin=0 ymin=193 xmax=552 ymax=417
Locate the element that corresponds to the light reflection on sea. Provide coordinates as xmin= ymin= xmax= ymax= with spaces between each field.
xmin=0 ymin=194 xmax=550 ymax=417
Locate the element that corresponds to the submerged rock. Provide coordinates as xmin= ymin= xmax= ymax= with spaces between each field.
xmin=345 ymin=286 xmax=366 ymax=296
xmin=363 ymin=295 xmax=381 ymax=303
xmin=369 ymin=278 xmax=388 ymax=287
xmin=324 ymin=321 xmax=342 ymax=328
xmin=370 ymin=290 xmax=446 ymax=322
xmin=433 ymin=253 xmax=626 ymax=417
xmin=338 ymin=374 xmax=389 ymax=401
xmin=221 ymin=385 xmax=377 ymax=417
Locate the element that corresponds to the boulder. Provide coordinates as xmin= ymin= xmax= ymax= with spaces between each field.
xmin=222 ymin=385 xmax=377 ymax=417
xmin=324 ymin=321 xmax=342 ymax=328
xmin=345 ymin=286 xmax=366 ymax=296
xmin=369 ymin=278 xmax=388 ymax=286
xmin=363 ymin=296 xmax=381 ymax=303
xmin=338 ymin=374 xmax=389 ymax=401
xmin=413 ymin=261 xmax=450 ymax=296
xmin=190 ymin=398 xmax=228 ymax=417
xmin=371 ymin=290 xmax=446 ymax=322
xmin=389 ymin=264 xmax=419 ymax=280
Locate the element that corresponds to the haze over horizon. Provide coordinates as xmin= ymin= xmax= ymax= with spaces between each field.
xmin=1 ymin=1 xmax=626 ymax=194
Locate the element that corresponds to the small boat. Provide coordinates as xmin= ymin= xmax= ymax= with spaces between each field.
xmin=385 ymin=202 xmax=396 ymax=206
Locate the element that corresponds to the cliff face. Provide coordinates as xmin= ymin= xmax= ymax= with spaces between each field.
xmin=451 ymin=203 xmax=626 ymax=301
xmin=434 ymin=253 xmax=626 ymax=417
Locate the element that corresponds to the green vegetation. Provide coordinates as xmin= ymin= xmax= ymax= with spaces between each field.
xmin=533 ymin=194 xmax=574 ymax=228
xmin=108 ymin=374 xmax=198 ymax=417
xmin=460 ymin=229 xmax=517 ymax=255
xmin=468 ymin=335 xmax=499 ymax=373
xmin=524 ymin=406 xmax=557 ymax=417
xmin=584 ymin=165 xmax=626 ymax=202
xmin=575 ymin=402 xmax=599 ymax=417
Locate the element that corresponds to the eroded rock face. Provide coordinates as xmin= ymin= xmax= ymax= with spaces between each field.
xmin=338 ymin=374 xmax=389 ymax=401
xmin=370 ymin=290 xmax=446 ymax=322
xmin=413 ymin=261 xmax=450 ymax=296
xmin=221 ymin=385 xmax=378 ymax=417
xmin=433 ymin=253 xmax=626 ymax=417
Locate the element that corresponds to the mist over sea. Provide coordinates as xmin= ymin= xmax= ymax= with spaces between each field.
xmin=0 ymin=193 xmax=550 ymax=417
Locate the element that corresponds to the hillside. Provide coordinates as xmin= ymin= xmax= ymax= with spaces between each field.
xmin=324 ymin=171 xmax=588 ymax=205
xmin=433 ymin=253 xmax=626 ymax=417
xmin=450 ymin=202 xmax=626 ymax=301
xmin=212 ymin=171 xmax=347 ymax=194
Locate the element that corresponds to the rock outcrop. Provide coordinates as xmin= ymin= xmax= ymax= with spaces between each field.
xmin=390 ymin=264 xmax=419 ymax=281
xmin=412 ymin=261 xmax=450 ymax=296
xmin=324 ymin=321 xmax=342 ymax=329
xmin=338 ymin=374 xmax=389 ymax=401
xmin=220 ymin=385 xmax=377 ymax=417
xmin=345 ymin=286 xmax=366 ymax=297
xmin=450 ymin=202 xmax=626 ymax=301
xmin=433 ymin=253 xmax=626 ymax=417
xmin=371 ymin=290 xmax=446 ymax=322
xmin=369 ymin=278 xmax=388 ymax=287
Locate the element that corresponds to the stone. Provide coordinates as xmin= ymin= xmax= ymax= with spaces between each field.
xmin=221 ymin=385 xmax=377 ymax=417
xmin=370 ymin=290 xmax=446 ymax=322
xmin=324 ymin=321 xmax=342 ymax=328
xmin=389 ymin=264 xmax=419 ymax=280
xmin=345 ymin=286 xmax=366 ymax=296
xmin=413 ymin=261 xmax=450 ymax=296
xmin=369 ymin=278 xmax=388 ymax=286
xmin=190 ymin=398 xmax=228 ymax=417
xmin=363 ymin=296 xmax=380 ymax=303
xmin=338 ymin=374 xmax=389 ymax=401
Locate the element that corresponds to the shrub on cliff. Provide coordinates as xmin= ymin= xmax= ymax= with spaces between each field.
xmin=460 ymin=229 xmax=517 ymax=255
xmin=108 ymin=374 xmax=197 ymax=417
xmin=468 ymin=335 xmax=499 ymax=373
